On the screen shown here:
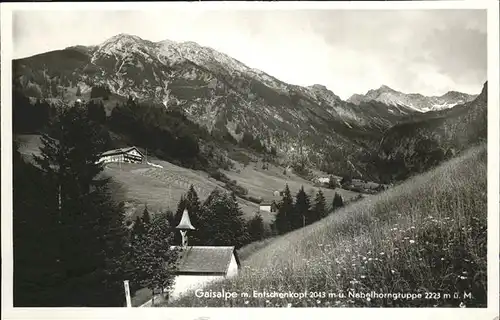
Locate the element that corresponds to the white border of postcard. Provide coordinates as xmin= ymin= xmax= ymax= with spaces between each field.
xmin=1 ymin=1 xmax=499 ymax=320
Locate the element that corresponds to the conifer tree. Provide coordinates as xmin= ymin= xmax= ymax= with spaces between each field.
xmin=130 ymin=212 xmax=179 ymax=305
xmin=311 ymin=189 xmax=327 ymax=222
xmin=274 ymin=184 xmax=293 ymax=234
xmin=247 ymin=212 xmax=265 ymax=242
xmin=293 ymin=186 xmax=311 ymax=228
xmin=32 ymin=106 xmax=128 ymax=306
xmin=141 ymin=205 xmax=151 ymax=225
xmin=13 ymin=139 xmax=61 ymax=306
xmin=132 ymin=216 xmax=145 ymax=239
xmin=200 ymin=188 xmax=248 ymax=248
xmin=332 ymin=192 xmax=344 ymax=212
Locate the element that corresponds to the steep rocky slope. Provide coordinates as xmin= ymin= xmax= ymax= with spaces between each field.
xmin=377 ymin=82 xmax=487 ymax=180
xmin=12 ymin=33 xmax=483 ymax=180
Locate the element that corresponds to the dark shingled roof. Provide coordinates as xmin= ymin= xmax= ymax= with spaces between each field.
xmin=170 ymin=246 xmax=240 ymax=276
xmin=100 ymin=146 xmax=144 ymax=157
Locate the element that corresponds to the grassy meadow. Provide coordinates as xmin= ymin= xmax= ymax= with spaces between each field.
xmin=162 ymin=144 xmax=487 ymax=308
xmin=16 ymin=134 xmax=361 ymax=223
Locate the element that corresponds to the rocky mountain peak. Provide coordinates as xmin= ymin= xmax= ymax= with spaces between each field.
xmin=101 ymin=33 xmax=144 ymax=46
xmin=308 ymin=84 xmax=342 ymax=102
xmin=310 ymin=84 xmax=327 ymax=91
xmin=378 ymin=84 xmax=397 ymax=92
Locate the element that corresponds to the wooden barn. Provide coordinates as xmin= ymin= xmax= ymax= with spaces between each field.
xmin=98 ymin=146 xmax=145 ymax=164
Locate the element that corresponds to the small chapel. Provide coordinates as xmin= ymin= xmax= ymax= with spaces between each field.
xmin=168 ymin=209 xmax=241 ymax=301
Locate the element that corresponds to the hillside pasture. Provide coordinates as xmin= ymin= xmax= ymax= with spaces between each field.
xmin=163 ymin=144 xmax=487 ymax=308
xmin=15 ymin=134 xmax=362 ymax=224
xmin=221 ymin=161 xmax=361 ymax=206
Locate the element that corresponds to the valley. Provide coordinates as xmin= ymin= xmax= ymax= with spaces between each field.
xmin=11 ymin=30 xmax=488 ymax=309
xmin=17 ymin=134 xmax=362 ymax=225
xmin=13 ymin=34 xmax=485 ymax=182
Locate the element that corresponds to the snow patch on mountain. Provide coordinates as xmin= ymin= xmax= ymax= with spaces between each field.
xmin=348 ymin=85 xmax=477 ymax=113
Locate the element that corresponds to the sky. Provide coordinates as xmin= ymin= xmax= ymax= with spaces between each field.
xmin=12 ymin=9 xmax=487 ymax=100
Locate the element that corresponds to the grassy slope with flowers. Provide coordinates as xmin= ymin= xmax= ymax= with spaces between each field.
xmin=162 ymin=144 xmax=487 ymax=308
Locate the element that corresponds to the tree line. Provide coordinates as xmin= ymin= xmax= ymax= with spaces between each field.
xmin=12 ymin=88 xmax=242 ymax=171
xmin=13 ymin=104 xmax=270 ymax=306
xmin=13 ymin=105 xmax=213 ymax=306
xmin=273 ymin=185 xmax=345 ymax=235
xmin=13 ymin=106 xmax=129 ymax=306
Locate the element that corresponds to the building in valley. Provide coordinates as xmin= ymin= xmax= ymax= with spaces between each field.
xmin=259 ymin=200 xmax=278 ymax=213
xmin=98 ymin=146 xmax=145 ymax=164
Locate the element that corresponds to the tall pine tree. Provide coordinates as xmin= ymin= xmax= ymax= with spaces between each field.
xmin=311 ymin=189 xmax=327 ymax=223
xmin=199 ymin=188 xmax=248 ymax=248
xmin=274 ymin=184 xmax=293 ymax=234
xmin=247 ymin=213 xmax=265 ymax=242
xmin=32 ymin=106 xmax=128 ymax=306
xmin=141 ymin=205 xmax=151 ymax=224
xmin=13 ymin=139 xmax=62 ymax=306
xmin=332 ymin=192 xmax=344 ymax=212
xmin=293 ymin=186 xmax=311 ymax=228
xmin=130 ymin=212 xmax=179 ymax=305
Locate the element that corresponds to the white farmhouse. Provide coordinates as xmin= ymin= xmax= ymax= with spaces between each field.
xmin=98 ymin=146 xmax=144 ymax=164
xmin=317 ymin=177 xmax=330 ymax=184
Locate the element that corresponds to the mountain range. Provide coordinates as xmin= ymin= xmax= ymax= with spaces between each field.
xmin=12 ymin=33 xmax=487 ymax=182
xmin=348 ymin=85 xmax=477 ymax=113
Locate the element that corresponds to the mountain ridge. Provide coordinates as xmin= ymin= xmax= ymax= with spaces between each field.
xmin=12 ymin=33 xmax=486 ymax=182
xmin=348 ymin=84 xmax=478 ymax=113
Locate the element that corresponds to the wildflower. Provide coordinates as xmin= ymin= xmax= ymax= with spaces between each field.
xmin=287 ymin=303 xmax=292 ymax=308
xmin=409 ymin=240 xmax=415 ymax=244
xmin=245 ymin=301 xmax=249 ymax=305
xmin=360 ymin=275 xmax=366 ymax=279
xmin=336 ymin=273 xmax=341 ymax=277
xmin=459 ymin=276 xmax=467 ymax=280
xmin=316 ymin=300 xmax=321 ymax=304
xmin=410 ymin=226 xmax=415 ymax=229
xmin=366 ymin=297 xmax=371 ymax=302
xmin=391 ymin=269 xmax=396 ymax=274
xmin=380 ymin=252 xmax=385 ymax=255
xmin=368 ymin=258 xmax=373 ymax=261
